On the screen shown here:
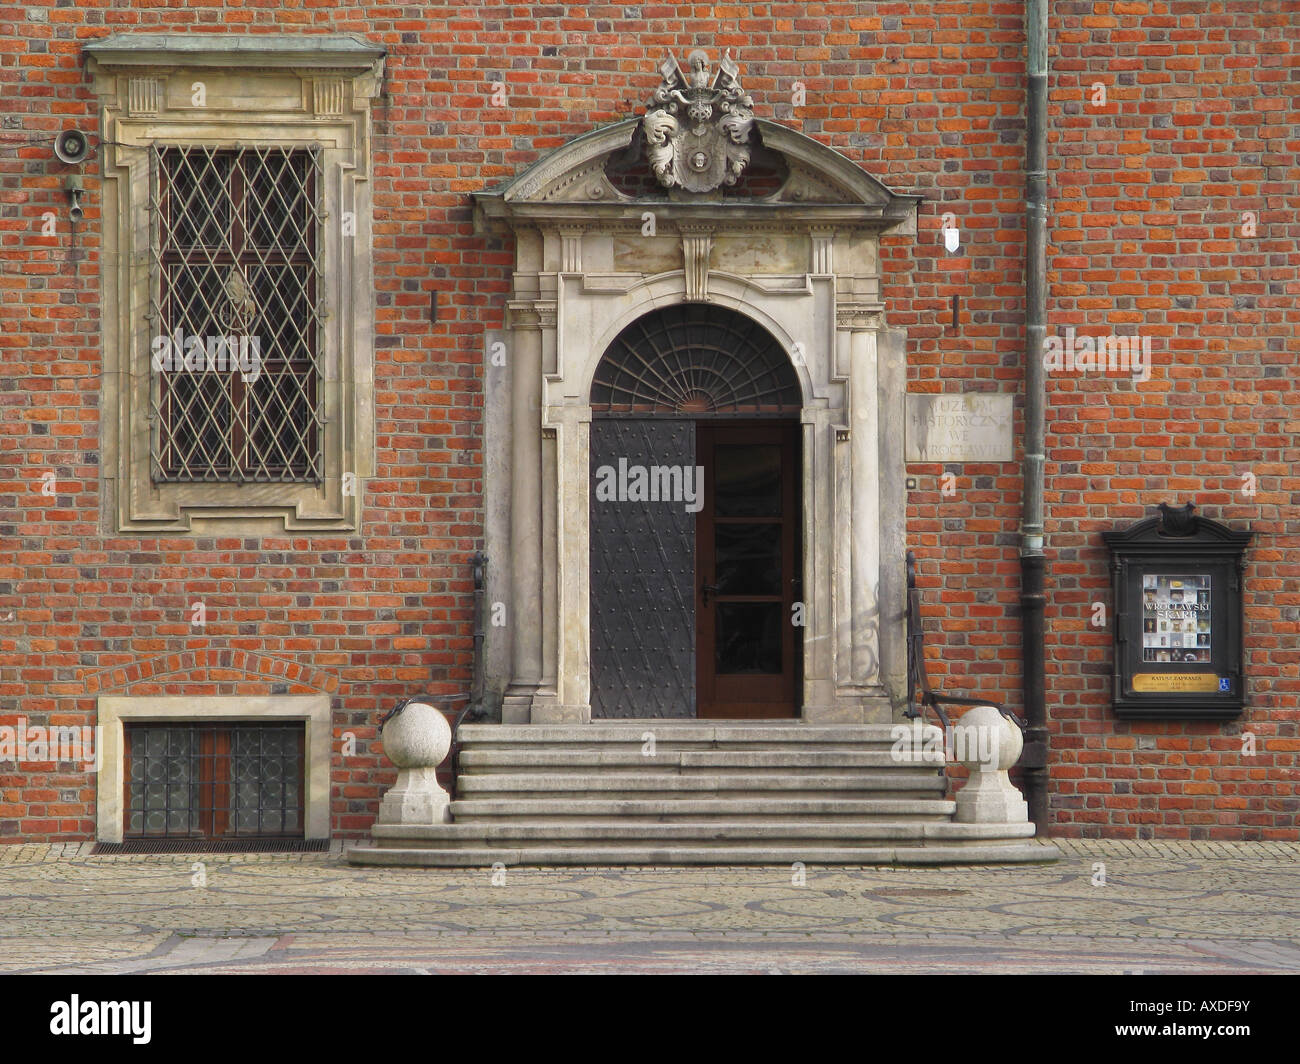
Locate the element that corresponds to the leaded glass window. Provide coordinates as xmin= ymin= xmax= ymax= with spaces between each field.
xmin=148 ymin=145 xmax=324 ymax=482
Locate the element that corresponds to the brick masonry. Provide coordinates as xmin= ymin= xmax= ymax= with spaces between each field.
xmin=0 ymin=2 xmax=1296 ymax=841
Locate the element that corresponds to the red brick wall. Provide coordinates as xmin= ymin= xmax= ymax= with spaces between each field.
xmin=1 ymin=2 xmax=1296 ymax=842
xmin=1038 ymin=0 xmax=1299 ymax=839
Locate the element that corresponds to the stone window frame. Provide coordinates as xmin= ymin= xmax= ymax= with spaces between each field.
xmin=85 ymin=34 xmax=384 ymax=533
xmin=96 ymin=695 xmax=331 ymax=843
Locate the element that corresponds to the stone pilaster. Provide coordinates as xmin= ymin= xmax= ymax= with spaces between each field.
xmin=502 ymin=304 xmax=544 ymax=724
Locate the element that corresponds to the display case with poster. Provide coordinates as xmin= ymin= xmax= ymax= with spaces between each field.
xmin=1102 ymin=504 xmax=1251 ymax=719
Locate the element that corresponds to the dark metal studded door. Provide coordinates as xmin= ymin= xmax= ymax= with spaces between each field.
xmin=589 ymin=419 xmax=696 ymax=718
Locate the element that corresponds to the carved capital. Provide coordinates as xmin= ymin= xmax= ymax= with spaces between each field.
xmin=836 ymin=305 xmax=883 ymax=331
xmin=506 ymin=301 xmax=542 ymax=330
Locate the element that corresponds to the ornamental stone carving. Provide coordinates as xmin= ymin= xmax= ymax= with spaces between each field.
xmin=643 ymin=49 xmax=755 ymax=193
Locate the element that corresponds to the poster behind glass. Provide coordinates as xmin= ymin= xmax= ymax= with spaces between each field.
xmin=1141 ymin=573 xmax=1211 ymax=664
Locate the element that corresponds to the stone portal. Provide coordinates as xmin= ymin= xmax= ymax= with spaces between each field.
xmin=473 ymin=52 xmax=920 ymax=724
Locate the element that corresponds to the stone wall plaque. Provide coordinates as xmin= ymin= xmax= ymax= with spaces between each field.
xmin=904 ymin=393 xmax=1013 ymax=463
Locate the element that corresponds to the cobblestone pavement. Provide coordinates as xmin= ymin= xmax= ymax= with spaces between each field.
xmin=1 ymin=839 xmax=1297 ymax=974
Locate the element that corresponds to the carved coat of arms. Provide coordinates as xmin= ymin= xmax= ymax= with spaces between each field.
xmin=642 ymin=49 xmax=755 ymax=193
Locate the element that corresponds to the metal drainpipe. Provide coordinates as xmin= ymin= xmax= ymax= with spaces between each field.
xmin=1020 ymin=0 xmax=1050 ymax=830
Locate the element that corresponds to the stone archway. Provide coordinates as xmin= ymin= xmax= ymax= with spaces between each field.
xmin=473 ymin=64 xmax=919 ymax=725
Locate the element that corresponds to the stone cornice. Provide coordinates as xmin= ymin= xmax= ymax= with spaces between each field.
xmin=83 ymin=32 xmax=385 ymax=77
xmin=476 ymin=200 xmax=916 ymax=233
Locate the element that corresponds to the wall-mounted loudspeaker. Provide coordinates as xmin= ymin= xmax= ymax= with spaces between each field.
xmin=53 ymin=128 xmax=90 ymax=165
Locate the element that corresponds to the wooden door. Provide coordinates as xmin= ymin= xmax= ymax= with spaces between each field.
xmin=696 ymin=422 xmax=800 ymax=718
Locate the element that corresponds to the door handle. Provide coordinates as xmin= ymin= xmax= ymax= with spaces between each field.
xmin=701 ymin=583 xmax=718 ymax=606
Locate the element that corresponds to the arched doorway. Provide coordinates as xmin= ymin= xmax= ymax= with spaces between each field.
xmin=474 ymin=107 xmax=919 ymax=726
xmin=588 ymin=304 xmax=802 ymax=718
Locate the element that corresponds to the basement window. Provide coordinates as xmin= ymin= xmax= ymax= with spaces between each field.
xmin=124 ymin=722 xmax=305 ymax=839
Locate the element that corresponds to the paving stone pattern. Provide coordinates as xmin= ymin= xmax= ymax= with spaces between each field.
xmin=1 ymin=840 xmax=1297 ymax=974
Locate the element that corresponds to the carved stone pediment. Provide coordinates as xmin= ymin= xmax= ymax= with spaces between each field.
xmin=473 ymin=58 xmax=919 ymax=238
xmin=642 ymin=49 xmax=755 ymax=194
xmin=536 ymin=160 xmax=623 ymax=204
xmin=777 ymin=161 xmax=861 ymax=204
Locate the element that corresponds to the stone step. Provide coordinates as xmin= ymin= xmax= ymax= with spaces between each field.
xmin=458 ymin=749 xmax=943 ymax=772
xmin=369 ymin=819 xmax=1038 ymax=847
xmin=456 ymin=773 xmax=946 ymax=800
xmin=351 ymin=719 xmax=1053 ymax=868
xmin=348 ymin=839 xmax=1061 ymax=867
xmin=447 ymin=797 xmax=956 ymax=821
xmin=457 ymin=722 xmax=935 ymax=752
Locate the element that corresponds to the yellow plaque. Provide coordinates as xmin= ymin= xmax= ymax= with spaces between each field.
xmin=1132 ymin=672 xmax=1220 ymax=693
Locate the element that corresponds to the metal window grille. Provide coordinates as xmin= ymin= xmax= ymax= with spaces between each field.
xmin=148 ymin=145 xmax=325 ymax=482
xmin=590 ymin=304 xmax=802 ymax=416
xmin=124 ymin=722 xmax=306 ymax=839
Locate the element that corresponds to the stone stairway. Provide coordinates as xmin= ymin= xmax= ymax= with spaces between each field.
xmin=347 ymin=721 xmax=1057 ymax=866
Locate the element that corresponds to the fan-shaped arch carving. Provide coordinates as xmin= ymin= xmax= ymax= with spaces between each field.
xmin=590 ymin=304 xmax=802 ymax=416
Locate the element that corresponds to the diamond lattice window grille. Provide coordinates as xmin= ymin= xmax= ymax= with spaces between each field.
xmin=148 ymin=145 xmax=325 ymax=483
xmin=590 ymin=304 xmax=802 ymax=416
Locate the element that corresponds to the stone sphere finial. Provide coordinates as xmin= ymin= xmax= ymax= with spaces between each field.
xmin=376 ymin=699 xmax=454 ymax=825
xmin=381 ymin=700 xmax=452 ymax=769
xmin=953 ymin=705 xmax=1029 ymax=824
